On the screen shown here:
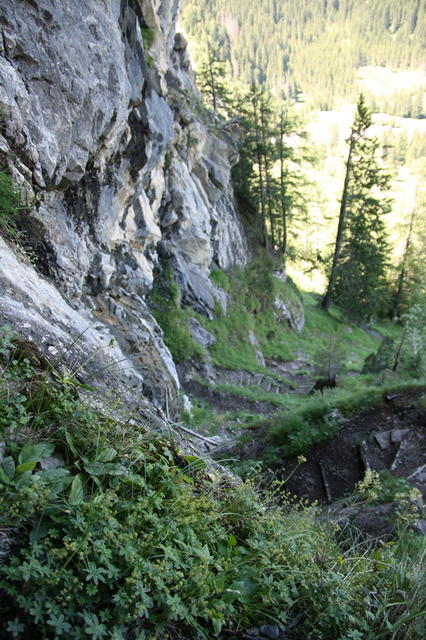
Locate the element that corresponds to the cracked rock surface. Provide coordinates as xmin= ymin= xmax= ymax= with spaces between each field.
xmin=0 ymin=0 xmax=248 ymax=414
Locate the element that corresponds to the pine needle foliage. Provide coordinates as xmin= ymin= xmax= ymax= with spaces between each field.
xmin=324 ymin=95 xmax=392 ymax=320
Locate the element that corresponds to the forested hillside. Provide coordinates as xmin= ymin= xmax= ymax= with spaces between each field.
xmin=181 ymin=0 xmax=426 ymax=302
xmin=182 ymin=0 xmax=426 ymax=110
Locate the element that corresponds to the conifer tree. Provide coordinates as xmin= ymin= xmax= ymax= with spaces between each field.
xmin=322 ymin=95 xmax=391 ymax=320
xmin=390 ymin=203 xmax=416 ymax=320
xmin=196 ymin=45 xmax=228 ymax=115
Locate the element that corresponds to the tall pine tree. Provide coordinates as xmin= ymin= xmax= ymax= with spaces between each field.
xmin=322 ymin=95 xmax=391 ymax=320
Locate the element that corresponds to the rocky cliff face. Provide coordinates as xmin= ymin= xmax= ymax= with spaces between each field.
xmin=0 ymin=0 xmax=248 ymax=415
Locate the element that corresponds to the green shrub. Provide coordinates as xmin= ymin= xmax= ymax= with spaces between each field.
xmin=267 ymin=396 xmax=335 ymax=456
xmin=209 ymin=269 xmax=231 ymax=291
xmin=244 ymin=253 xmax=277 ymax=312
xmin=154 ymin=306 xmax=204 ymax=362
xmin=362 ymin=336 xmax=395 ymax=374
xmin=269 ymin=414 xmax=307 ymax=444
xmin=334 ymin=387 xmax=382 ymax=414
xmin=303 ymin=397 xmax=330 ymax=420
xmin=313 ymin=336 xmax=346 ymax=381
xmin=140 ymin=26 xmax=155 ymax=50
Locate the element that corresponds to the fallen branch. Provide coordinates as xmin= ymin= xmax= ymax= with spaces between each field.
xmin=319 ymin=460 xmax=332 ymax=503
xmin=173 ymin=422 xmax=219 ymax=447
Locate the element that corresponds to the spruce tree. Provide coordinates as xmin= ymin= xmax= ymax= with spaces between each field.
xmin=196 ymin=45 xmax=228 ymax=116
xmin=322 ymin=95 xmax=391 ymax=320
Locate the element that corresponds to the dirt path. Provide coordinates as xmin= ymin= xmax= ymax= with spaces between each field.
xmin=241 ymin=388 xmax=426 ymax=504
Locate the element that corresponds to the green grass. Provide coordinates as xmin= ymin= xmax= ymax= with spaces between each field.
xmin=154 ymin=256 xmax=403 ymax=382
xmin=264 ymin=395 xmax=337 ymax=458
xmin=182 ymin=399 xmax=258 ymax=438
xmin=167 ymin=260 xmax=412 ymax=459
xmin=181 ymin=401 xmax=232 ymax=437
xmin=287 ymin=292 xmax=381 ymax=365
xmin=152 ymin=257 xmax=414 ymax=468
xmin=207 ymin=306 xmax=261 ymax=370
xmin=207 ymin=382 xmax=292 ymax=407
xmin=209 ymin=269 xmax=231 ymax=291
xmin=150 ymin=270 xmax=205 ymax=363
xmin=0 ymin=172 xmax=22 ymax=241
xmin=245 ymin=379 xmax=426 ymax=464
xmin=204 ymin=277 xmax=299 ymax=370
xmin=202 ymin=264 xmax=391 ymax=374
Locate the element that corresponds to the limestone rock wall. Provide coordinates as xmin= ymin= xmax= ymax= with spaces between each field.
xmin=0 ymin=0 xmax=248 ymax=414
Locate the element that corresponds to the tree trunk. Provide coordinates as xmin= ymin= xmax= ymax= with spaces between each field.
xmin=207 ymin=46 xmax=217 ymax=112
xmin=279 ymin=108 xmax=288 ymax=256
xmin=392 ymin=325 xmax=408 ymax=372
xmin=390 ymin=204 xmax=416 ymax=320
xmin=251 ymin=89 xmax=269 ymax=250
xmin=259 ymin=97 xmax=275 ymax=248
xmin=321 ymin=129 xmax=356 ymax=312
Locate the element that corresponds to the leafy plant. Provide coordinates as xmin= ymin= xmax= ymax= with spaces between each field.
xmin=268 ymin=402 xmax=335 ymax=456
xmin=313 ymin=335 xmax=346 ymax=383
xmin=362 ymin=336 xmax=395 ymax=374
xmin=150 ymin=269 xmax=204 ymax=363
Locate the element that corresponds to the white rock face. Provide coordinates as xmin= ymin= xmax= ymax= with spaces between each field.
xmin=0 ymin=0 xmax=249 ymax=412
xmin=274 ymin=295 xmax=305 ymax=332
xmin=0 ymin=236 xmax=179 ymax=402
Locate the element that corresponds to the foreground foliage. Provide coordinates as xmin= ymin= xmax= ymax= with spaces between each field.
xmin=0 ymin=329 xmax=425 ymax=640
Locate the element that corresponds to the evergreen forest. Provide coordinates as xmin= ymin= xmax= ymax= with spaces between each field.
xmin=181 ymin=0 xmax=426 ymax=319
xmin=182 ymin=0 xmax=426 ymax=110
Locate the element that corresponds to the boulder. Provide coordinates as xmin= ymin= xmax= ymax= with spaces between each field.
xmin=274 ymin=295 xmax=304 ymax=332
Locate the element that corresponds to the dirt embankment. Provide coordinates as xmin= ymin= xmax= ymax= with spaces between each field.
xmin=275 ymin=388 xmax=426 ymax=504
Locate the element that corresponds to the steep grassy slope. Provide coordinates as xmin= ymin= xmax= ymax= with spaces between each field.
xmin=156 ymin=257 xmax=407 ymax=449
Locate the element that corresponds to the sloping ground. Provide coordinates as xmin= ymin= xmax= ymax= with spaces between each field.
xmin=174 ymin=273 xmax=398 ymax=430
xmin=3 ymin=341 xmax=425 ymax=640
xmin=257 ymin=387 xmax=426 ymax=504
